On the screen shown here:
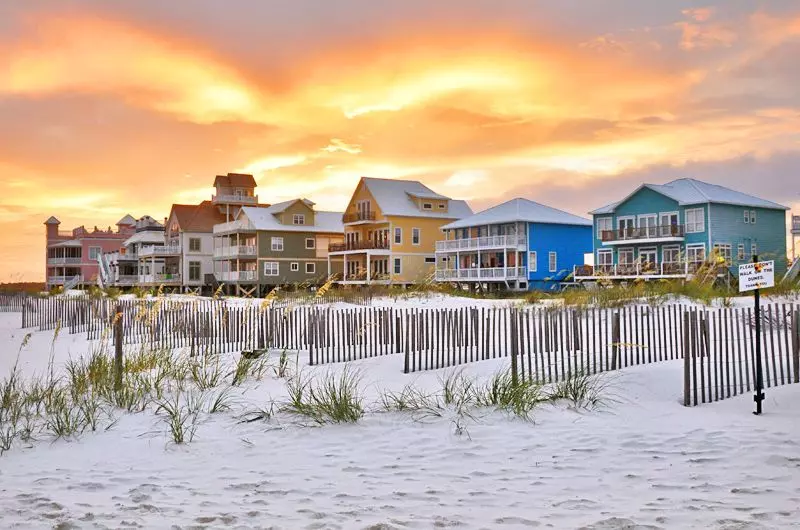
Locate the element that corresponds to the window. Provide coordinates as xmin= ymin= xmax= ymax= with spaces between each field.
xmin=737 ymin=244 xmax=745 ymax=261
xmin=750 ymin=210 xmax=757 ymax=224
xmin=271 ymin=237 xmax=284 ymax=251
xmin=264 ymin=262 xmax=279 ymax=276
xmin=548 ymin=251 xmax=557 ymax=273
xmin=425 ymin=257 xmax=436 ymax=264
xmin=438 ymin=204 xmax=446 ymax=209
xmin=662 ymin=246 xmax=680 ymax=264
xmin=744 ymin=210 xmax=750 ymax=224
xmin=423 ymin=203 xmax=432 ymax=210
xmin=88 ymin=246 xmax=102 ymax=260
xmin=618 ymin=248 xmax=635 ymax=267
xmin=596 ymin=217 xmax=613 ymax=239
xmin=751 ymin=243 xmax=757 ymax=258
xmin=189 ymin=261 xmax=201 ymax=281
xmin=713 ymin=243 xmax=732 ymax=265
xmin=393 ymin=257 xmax=402 ymax=275
xmin=597 ymin=249 xmax=613 ymax=266
xmin=687 ymin=244 xmax=706 ymax=265
xmin=659 ymin=212 xmax=680 ymax=236
xmin=290 ymin=262 xmax=299 ymax=272
xmin=305 ymin=238 xmax=315 ymax=250
xmin=412 ymin=228 xmax=421 ymax=246
xmin=528 ymin=251 xmax=538 ymax=272
xmin=305 ymin=262 xmax=316 ymax=274
xmin=293 ymin=214 xmax=305 ymax=225
xmin=685 ymin=208 xmax=705 ymax=233
xmin=189 ymin=238 xmax=201 ymax=252
xmin=394 ymin=227 xmax=402 ymax=245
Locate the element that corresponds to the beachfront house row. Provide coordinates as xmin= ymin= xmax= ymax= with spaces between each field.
xmin=45 ymin=215 xmax=137 ymax=291
xmin=213 ymin=200 xmax=345 ymax=296
xmin=435 ymin=198 xmax=593 ymax=291
xmin=329 ymin=177 xmax=473 ymax=285
xmin=576 ymin=178 xmax=789 ymax=281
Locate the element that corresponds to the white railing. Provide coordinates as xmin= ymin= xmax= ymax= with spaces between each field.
xmin=47 ymin=257 xmax=82 ymax=265
xmin=216 ymin=271 xmax=257 ymax=282
xmin=212 ymin=194 xmax=258 ymax=204
xmin=435 ymin=234 xmax=526 ymax=252
xmin=434 ymin=267 xmax=527 ymax=281
xmin=139 ymin=244 xmax=181 ymax=257
xmin=213 ymin=245 xmax=257 ymax=258
xmin=47 ymin=275 xmax=83 ymax=285
xmin=574 ymin=261 xmax=706 ymax=279
xmin=113 ymin=275 xmax=139 ymax=285
xmin=213 ymin=219 xmax=257 ymax=234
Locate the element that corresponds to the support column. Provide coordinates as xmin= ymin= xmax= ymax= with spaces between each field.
xmin=367 ymin=253 xmax=372 ymax=283
xmin=343 ymin=254 xmax=348 ymax=282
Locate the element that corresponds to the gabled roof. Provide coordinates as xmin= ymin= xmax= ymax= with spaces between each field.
xmin=442 ymin=198 xmax=592 ymax=230
xmin=169 ymin=201 xmax=226 ymax=233
xmin=360 ymin=177 xmax=473 ymax=219
xmin=124 ymin=231 xmax=165 ymax=247
xmin=50 ymin=239 xmax=81 ymax=248
xmin=240 ymin=206 xmax=344 ymax=234
xmin=591 ymin=178 xmax=789 ymax=215
xmin=116 ymin=214 xmax=137 ymax=226
xmin=44 ymin=216 xmax=60 ymax=225
xmin=267 ymin=198 xmax=315 ymax=213
xmin=213 ymin=173 xmax=257 ymax=188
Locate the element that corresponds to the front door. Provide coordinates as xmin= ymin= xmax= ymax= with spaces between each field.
xmin=640 ymin=248 xmax=658 ymax=274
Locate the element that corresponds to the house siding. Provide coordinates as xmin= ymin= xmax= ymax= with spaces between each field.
xmin=181 ymin=232 xmax=215 ymax=286
xmin=708 ymin=203 xmax=788 ymax=275
xmin=528 ymin=222 xmax=592 ymax=286
xmin=256 ymin=230 xmax=343 ymax=285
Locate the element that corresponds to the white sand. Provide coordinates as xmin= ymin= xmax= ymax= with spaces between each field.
xmin=1 ymin=305 xmax=799 ymax=529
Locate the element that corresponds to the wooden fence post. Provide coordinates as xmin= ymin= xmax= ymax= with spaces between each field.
xmin=611 ymin=311 xmax=620 ymax=370
xmin=510 ymin=309 xmax=519 ymax=385
xmin=683 ymin=310 xmax=691 ymax=406
xmin=793 ymin=306 xmax=800 ymax=384
xmin=113 ymin=304 xmax=123 ymax=392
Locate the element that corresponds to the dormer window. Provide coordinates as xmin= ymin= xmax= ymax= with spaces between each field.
xmin=293 ymin=214 xmax=305 ymax=225
xmin=438 ymin=203 xmax=446 ymax=209
xmin=423 ymin=203 xmax=433 ymax=210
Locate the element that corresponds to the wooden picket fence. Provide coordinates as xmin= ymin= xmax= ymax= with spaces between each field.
xmin=0 ymin=293 xmax=27 ymax=312
xmin=683 ymin=304 xmax=800 ymax=406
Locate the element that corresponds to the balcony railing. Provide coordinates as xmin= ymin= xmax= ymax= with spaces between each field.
xmin=213 ymin=219 xmax=257 ymax=234
xmin=435 ymin=234 xmax=526 ymax=252
xmin=792 ymin=215 xmax=800 ymax=234
xmin=113 ymin=275 xmax=139 ymax=285
xmin=435 ymin=267 xmax=528 ymax=281
xmin=47 ymin=257 xmax=82 ymax=265
xmin=216 ymin=270 xmax=258 ymax=282
xmin=139 ymin=244 xmax=181 ymax=257
xmin=574 ymin=261 xmax=706 ymax=278
xmin=214 ymin=245 xmax=257 ymax=258
xmin=343 ymin=211 xmax=377 ymax=223
xmin=47 ymin=275 xmax=83 ymax=285
xmin=212 ymin=194 xmax=258 ymax=205
xmin=600 ymin=224 xmax=685 ymax=243
xmin=329 ymin=240 xmax=390 ymax=252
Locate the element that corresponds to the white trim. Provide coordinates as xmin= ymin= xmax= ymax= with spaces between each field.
xmin=597 ymin=248 xmax=613 ymax=267
xmin=305 ymin=238 xmax=315 ymax=250
xmin=618 ymin=247 xmax=635 ymax=265
xmin=743 ymin=210 xmax=750 ymax=224
xmin=271 ymin=236 xmax=284 ymax=252
xmin=662 ymin=245 xmax=681 ymax=264
xmin=292 ymin=214 xmax=305 ymax=225
xmin=685 ymin=207 xmax=705 ymax=233
xmin=394 ymin=227 xmax=403 ymax=245
xmin=528 ymin=251 xmax=538 ymax=272
xmin=264 ymin=262 xmax=279 ymax=276
xmin=393 ymin=257 xmax=402 ymax=275
xmin=548 ymin=251 xmax=557 ymax=273
xmin=750 ymin=210 xmax=757 ymax=224
xmin=596 ymin=217 xmax=613 ymax=239
xmin=411 ymin=228 xmax=421 ymax=246
xmin=617 ymin=215 xmax=636 ymax=229
xmin=290 ymin=262 xmax=299 ymax=272
xmin=305 ymin=262 xmax=316 ymax=274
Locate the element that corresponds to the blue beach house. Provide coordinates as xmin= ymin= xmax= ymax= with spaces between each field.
xmin=576 ymin=178 xmax=789 ymax=281
xmin=434 ymin=198 xmax=593 ymax=291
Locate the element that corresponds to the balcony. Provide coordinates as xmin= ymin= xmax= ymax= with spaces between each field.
xmin=47 ymin=257 xmax=82 ymax=265
xmin=214 ymin=245 xmax=257 ymax=259
xmin=213 ymin=219 xmax=257 ymax=235
xmin=139 ymin=244 xmax=181 ymax=257
xmin=343 ymin=211 xmax=377 ymax=224
xmin=113 ymin=275 xmax=139 ymax=285
xmin=435 ymin=267 xmax=528 ymax=282
xmin=212 ymin=194 xmax=258 ymax=205
xmin=140 ymin=273 xmax=182 ymax=285
xmin=600 ymin=224 xmax=685 ymax=245
xmin=46 ymin=275 xmax=83 ymax=285
xmin=792 ymin=215 xmax=800 ymax=234
xmin=435 ymin=234 xmax=526 ymax=252
xmin=329 ymin=240 xmax=390 ymax=253
xmin=216 ymin=270 xmax=258 ymax=282
xmin=574 ymin=261 xmax=706 ymax=279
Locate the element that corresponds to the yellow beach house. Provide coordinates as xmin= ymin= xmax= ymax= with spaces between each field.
xmin=328 ymin=177 xmax=472 ymax=285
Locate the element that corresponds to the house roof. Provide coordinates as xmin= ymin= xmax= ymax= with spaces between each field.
xmin=124 ymin=231 xmax=166 ymax=247
xmin=267 ymin=198 xmax=315 ymax=213
xmin=361 ymin=177 xmax=473 ymax=219
xmin=591 ymin=178 xmax=789 ymax=215
xmin=50 ymin=239 xmax=81 ymax=248
xmin=240 ymin=206 xmax=344 ymax=233
xmin=116 ymin=214 xmax=137 ymax=226
xmin=441 ymin=198 xmax=592 ymax=230
xmin=169 ymin=201 xmax=226 ymax=233
xmin=213 ymin=173 xmax=257 ymax=188
xmin=44 ymin=216 xmax=61 ymax=225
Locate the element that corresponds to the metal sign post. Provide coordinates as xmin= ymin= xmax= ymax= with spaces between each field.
xmin=738 ymin=256 xmax=774 ymax=415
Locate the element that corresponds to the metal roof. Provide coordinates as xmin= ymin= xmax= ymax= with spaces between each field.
xmin=50 ymin=239 xmax=81 ymax=248
xmin=591 ymin=178 xmax=789 ymax=215
xmin=124 ymin=231 xmax=166 ymax=246
xmin=240 ymin=206 xmax=344 ymax=233
xmin=441 ymin=197 xmax=592 ymax=230
xmin=361 ymin=177 xmax=472 ymax=219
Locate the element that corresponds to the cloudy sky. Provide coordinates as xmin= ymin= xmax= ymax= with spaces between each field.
xmin=2 ymin=0 xmax=799 ymax=281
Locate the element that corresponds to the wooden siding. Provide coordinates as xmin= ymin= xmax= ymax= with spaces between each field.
xmin=709 ymin=203 xmax=788 ymax=275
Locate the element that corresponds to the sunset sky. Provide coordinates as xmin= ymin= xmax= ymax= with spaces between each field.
xmin=2 ymin=0 xmax=800 ymax=281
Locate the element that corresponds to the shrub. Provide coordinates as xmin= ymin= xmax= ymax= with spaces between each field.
xmin=477 ymin=370 xmax=543 ymax=420
xmin=546 ymin=372 xmax=611 ymax=410
xmin=283 ymin=368 xmax=364 ymax=424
